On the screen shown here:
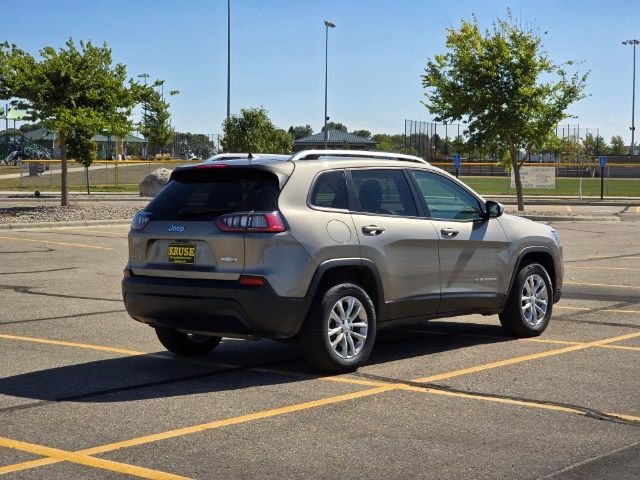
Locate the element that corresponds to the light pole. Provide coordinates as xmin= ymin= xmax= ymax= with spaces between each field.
xmin=323 ymin=20 xmax=335 ymax=149
xmin=138 ymin=73 xmax=149 ymax=159
xmin=227 ymin=0 xmax=231 ymax=121
xmin=622 ymin=39 xmax=639 ymax=155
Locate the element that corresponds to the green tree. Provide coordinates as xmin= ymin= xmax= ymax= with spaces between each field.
xmin=66 ymin=126 xmax=97 ymax=194
xmin=321 ymin=122 xmax=347 ymax=132
xmin=176 ymin=132 xmax=216 ymax=159
xmin=421 ymin=13 xmax=588 ymax=210
xmin=373 ymin=133 xmax=418 ymax=155
xmin=350 ymin=129 xmax=371 ymax=139
xmin=221 ymin=107 xmax=293 ymax=154
xmin=609 ymin=135 xmax=626 ymax=155
xmin=140 ymin=88 xmax=175 ymax=156
xmin=582 ymin=132 xmax=608 ymax=157
xmin=0 ymin=39 xmax=144 ymax=206
xmin=288 ymin=125 xmax=313 ymax=140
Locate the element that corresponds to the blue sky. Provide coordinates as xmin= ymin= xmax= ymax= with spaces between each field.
xmin=3 ymin=0 xmax=640 ymax=143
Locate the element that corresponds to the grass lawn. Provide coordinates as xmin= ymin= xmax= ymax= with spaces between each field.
xmin=461 ymin=176 xmax=640 ymax=197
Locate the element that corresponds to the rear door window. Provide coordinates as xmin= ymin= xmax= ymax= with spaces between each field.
xmin=350 ymin=169 xmax=418 ymax=217
xmin=309 ymin=170 xmax=348 ymax=210
xmin=145 ymin=167 xmax=280 ymax=220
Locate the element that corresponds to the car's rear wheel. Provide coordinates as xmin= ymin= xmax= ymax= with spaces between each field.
xmin=499 ymin=263 xmax=553 ymax=337
xmin=299 ymin=283 xmax=376 ymax=373
xmin=155 ymin=327 xmax=222 ymax=356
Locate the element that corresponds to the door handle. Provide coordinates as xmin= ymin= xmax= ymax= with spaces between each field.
xmin=362 ymin=225 xmax=385 ymax=236
xmin=440 ymin=227 xmax=459 ymax=237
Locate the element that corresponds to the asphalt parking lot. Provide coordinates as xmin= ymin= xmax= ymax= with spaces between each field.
xmin=0 ymin=219 xmax=638 ymax=479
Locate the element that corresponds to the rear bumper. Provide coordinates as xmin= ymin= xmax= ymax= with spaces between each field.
xmin=122 ymin=275 xmax=311 ymax=339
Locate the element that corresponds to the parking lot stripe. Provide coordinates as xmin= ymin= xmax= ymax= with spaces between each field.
xmin=0 ymin=334 xmax=145 ymax=356
xmin=564 ymin=281 xmax=640 ymax=289
xmin=2 ymin=331 xmax=639 ymax=477
xmin=565 ymin=265 xmax=640 ymax=271
xmin=0 ymin=385 xmax=397 ymax=476
xmin=411 ymin=331 xmax=640 ymax=383
xmin=0 ymin=236 xmax=112 ymax=250
xmin=0 ymin=436 xmax=188 ymax=479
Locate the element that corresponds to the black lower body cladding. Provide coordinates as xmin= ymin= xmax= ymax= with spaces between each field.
xmin=122 ymin=275 xmax=311 ymax=339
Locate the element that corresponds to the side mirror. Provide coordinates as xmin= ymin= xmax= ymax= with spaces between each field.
xmin=485 ymin=200 xmax=504 ymax=219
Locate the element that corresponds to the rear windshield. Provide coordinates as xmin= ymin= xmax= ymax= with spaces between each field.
xmin=145 ymin=167 xmax=281 ymax=220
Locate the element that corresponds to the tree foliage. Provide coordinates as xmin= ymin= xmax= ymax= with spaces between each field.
xmin=177 ymin=132 xmax=216 ymax=159
xmin=141 ymin=89 xmax=174 ymax=155
xmin=288 ymin=125 xmax=313 ymax=140
xmin=350 ymin=129 xmax=371 ymax=139
xmin=609 ymin=135 xmax=626 ymax=155
xmin=222 ymin=107 xmax=293 ymax=154
xmin=321 ymin=122 xmax=347 ymax=132
xmin=0 ymin=39 xmax=145 ymax=205
xmin=421 ymin=13 xmax=588 ymax=210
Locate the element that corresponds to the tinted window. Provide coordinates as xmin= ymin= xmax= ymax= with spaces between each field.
xmin=409 ymin=170 xmax=482 ymax=221
xmin=309 ymin=170 xmax=348 ymax=210
xmin=351 ymin=169 xmax=417 ymax=216
xmin=145 ymin=167 xmax=280 ymax=220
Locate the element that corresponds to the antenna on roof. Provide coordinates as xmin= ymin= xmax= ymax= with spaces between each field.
xmin=243 ymin=123 xmax=254 ymax=159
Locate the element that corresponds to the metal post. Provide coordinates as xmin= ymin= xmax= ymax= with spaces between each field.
xmin=600 ymin=161 xmax=604 ymax=200
xmin=323 ymin=21 xmax=335 ymax=149
xmin=227 ymin=0 xmax=231 ymax=121
xmin=623 ymin=40 xmax=639 ymax=155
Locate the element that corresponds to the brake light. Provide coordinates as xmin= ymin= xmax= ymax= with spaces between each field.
xmin=216 ymin=211 xmax=286 ymax=233
xmin=195 ymin=163 xmax=227 ymax=169
xmin=131 ymin=211 xmax=151 ymax=231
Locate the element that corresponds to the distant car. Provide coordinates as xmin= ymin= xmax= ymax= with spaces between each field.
xmin=122 ymin=149 xmax=563 ymax=372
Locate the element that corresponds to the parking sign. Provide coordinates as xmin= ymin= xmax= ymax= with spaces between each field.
xmin=453 ymin=154 xmax=461 ymax=169
xmin=599 ymin=156 xmax=607 ymax=168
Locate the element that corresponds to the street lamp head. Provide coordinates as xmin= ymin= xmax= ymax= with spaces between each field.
xmin=622 ymin=39 xmax=640 ymax=45
xmin=324 ymin=20 xmax=335 ymax=28
xmin=137 ymin=73 xmax=150 ymax=78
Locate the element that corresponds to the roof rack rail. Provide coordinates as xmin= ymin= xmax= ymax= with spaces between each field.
xmin=289 ymin=149 xmax=428 ymax=164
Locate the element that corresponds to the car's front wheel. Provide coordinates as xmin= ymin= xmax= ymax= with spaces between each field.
xmin=500 ymin=263 xmax=553 ymax=337
xmin=299 ymin=283 xmax=376 ymax=373
xmin=155 ymin=327 xmax=222 ymax=356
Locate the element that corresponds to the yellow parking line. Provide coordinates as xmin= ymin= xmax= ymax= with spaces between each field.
xmin=412 ymin=331 xmax=640 ymax=383
xmin=0 ymin=334 xmax=146 ymax=357
xmin=565 ymin=266 xmax=640 ymax=271
xmin=0 ymin=236 xmax=111 ymax=251
xmin=555 ymin=305 xmax=640 ymax=315
xmin=0 ymin=436 xmax=187 ymax=479
xmin=2 ymin=331 xmax=639 ymax=476
xmin=564 ymin=281 xmax=640 ymax=289
xmin=0 ymin=386 xmax=396 ymax=475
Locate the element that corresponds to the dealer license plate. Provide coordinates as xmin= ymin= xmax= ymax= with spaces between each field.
xmin=168 ymin=243 xmax=196 ymax=264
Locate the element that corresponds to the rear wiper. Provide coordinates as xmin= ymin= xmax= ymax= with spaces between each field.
xmin=178 ymin=207 xmax=234 ymax=218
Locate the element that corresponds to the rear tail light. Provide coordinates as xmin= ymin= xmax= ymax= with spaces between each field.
xmin=131 ymin=211 xmax=151 ymax=231
xmin=216 ymin=211 xmax=286 ymax=233
xmin=238 ymin=275 xmax=265 ymax=286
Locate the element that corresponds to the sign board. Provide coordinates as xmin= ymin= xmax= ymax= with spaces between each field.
xmin=599 ymin=156 xmax=607 ymax=168
xmin=453 ymin=154 xmax=461 ymax=169
xmin=510 ymin=166 xmax=555 ymax=189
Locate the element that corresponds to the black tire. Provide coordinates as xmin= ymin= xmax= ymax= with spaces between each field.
xmin=299 ymin=283 xmax=376 ymax=373
xmin=155 ymin=327 xmax=222 ymax=356
xmin=500 ymin=263 xmax=553 ymax=337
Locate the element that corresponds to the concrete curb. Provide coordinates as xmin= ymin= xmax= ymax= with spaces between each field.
xmin=519 ymin=215 xmax=621 ymax=222
xmin=0 ymin=219 xmax=130 ymax=231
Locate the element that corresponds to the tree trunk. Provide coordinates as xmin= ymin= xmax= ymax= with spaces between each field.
xmin=508 ymin=135 xmax=525 ymax=212
xmin=59 ymin=131 xmax=68 ymax=207
xmin=85 ymin=166 xmax=91 ymax=195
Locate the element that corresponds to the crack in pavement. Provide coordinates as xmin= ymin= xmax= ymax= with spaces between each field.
xmin=0 ymin=284 xmax=122 ymax=303
xmin=565 ymin=252 xmax=640 ymax=263
xmin=0 ymin=267 xmax=78 ymax=276
xmin=353 ymin=372 xmax=640 ymax=428
xmin=0 ymin=248 xmax=55 ymax=254
xmin=0 ymin=309 xmax=126 ymax=326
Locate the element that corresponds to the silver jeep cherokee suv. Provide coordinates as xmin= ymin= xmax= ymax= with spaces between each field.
xmin=122 ymin=150 xmax=562 ymax=372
